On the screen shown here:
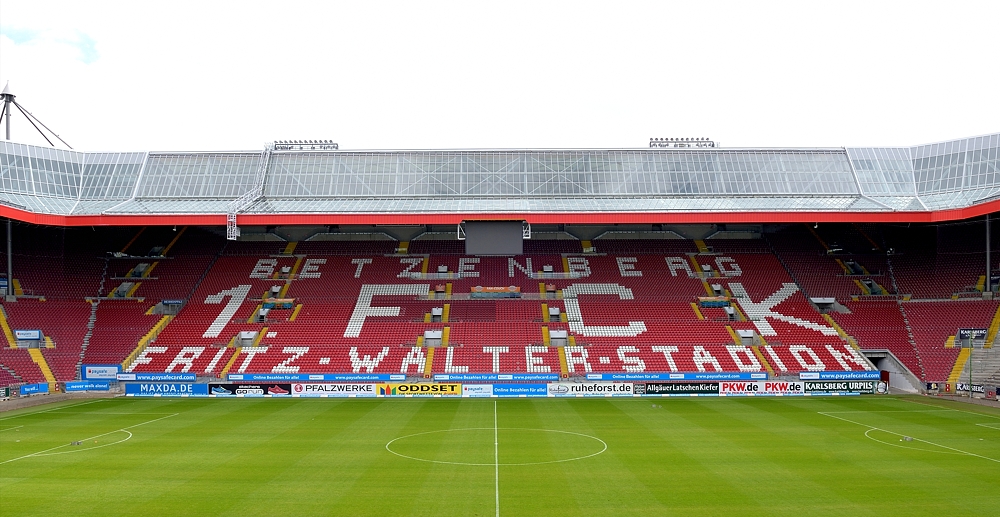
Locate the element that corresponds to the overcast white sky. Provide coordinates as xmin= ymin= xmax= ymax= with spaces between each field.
xmin=1 ymin=0 xmax=998 ymax=152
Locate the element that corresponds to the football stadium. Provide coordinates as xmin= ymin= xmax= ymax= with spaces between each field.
xmin=1 ymin=133 xmax=1000 ymax=515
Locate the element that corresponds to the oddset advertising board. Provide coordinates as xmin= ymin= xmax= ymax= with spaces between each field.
xmin=377 ymin=383 xmax=461 ymax=396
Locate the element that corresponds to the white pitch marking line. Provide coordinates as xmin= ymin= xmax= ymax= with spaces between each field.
xmin=0 ymin=399 xmax=105 ymax=421
xmin=819 ymin=410 xmax=959 ymax=414
xmin=0 ymin=425 xmax=24 ymax=432
xmin=901 ymin=398 xmax=1000 ymax=420
xmin=494 ymin=400 xmax=500 ymax=517
xmin=819 ymin=411 xmax=1000 ymax=463
xmin=0 ymin=413 xmax=178 ymax=465
xmin=385 ymin=428 xmax=607 ymax=466
xmin=976 ymin=423 xmax=1000 ymax=430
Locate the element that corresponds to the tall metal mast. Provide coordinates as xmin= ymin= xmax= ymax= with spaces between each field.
xmin=0 ymin=83 xmax=74 ymax=299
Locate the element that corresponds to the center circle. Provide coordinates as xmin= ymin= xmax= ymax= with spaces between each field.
xmin=385 ymin=427 xmax=607 ymax=466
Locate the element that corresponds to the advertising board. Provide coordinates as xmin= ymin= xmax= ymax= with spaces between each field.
xmin=377 ymin=383 xmax=461 ymax=396
xmin=290 ymin=383 xmax=375 ymax=397
xmin=124 ymin=383 xmax=208 ymax=396
xmin=636 ymin=382 xmax=720 ymax=395
xmin=493 ymin=384 xmax=547 ymax=397
xmin=64 ymin=381 xmax=111 ymax=392
xmin=434 ymin=373 xmax=559 ymax=382
xmin=547 ymin=382 xmax=633 ymax=397
xmin=586 ymin=372 xmax=766 ymax=382
xmin=209 ymin=383 xmax=292 ymax=396
xmin=19 ymin=383 xmax=49 ymax=396
xmin=799 ymin=371 xmax=880 ymax=380
xmin=228 ymin=373 xmax=405 ymax=382
xmin=14 ymin=329 xmax=41 ymax=340
xmin=957 ymin=328 xmax=988 ymax=340
xmin=804 ymin=381 xmax=887 ymax=395
xmin=82 ymin=364 xmax=121 ymax=380
xmin=461 ymin=384 xmax=494 ymax=397
xmin=117 ymin=372 xmax=196 ymax=382
xmin=719 ymin=381 xmax=803 ymax=395
xmin=955 ymin=383 xmax=986 ymax=395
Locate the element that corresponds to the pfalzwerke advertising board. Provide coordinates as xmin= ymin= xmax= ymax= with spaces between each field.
xmin=291 ymin=383 xmax=375 ymax=397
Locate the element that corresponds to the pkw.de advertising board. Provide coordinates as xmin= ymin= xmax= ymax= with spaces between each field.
xmin=719 ymin=381 xmax=803 ymax=395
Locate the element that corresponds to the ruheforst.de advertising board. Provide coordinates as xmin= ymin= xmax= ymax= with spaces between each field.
xmin=547 ymin=382 xmax=633 ymax=397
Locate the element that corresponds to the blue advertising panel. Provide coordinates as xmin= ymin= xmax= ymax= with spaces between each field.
xmin=799 ymin=371 xmax=880 ymax=380
xmin=227 ymin=373 xmax=406 ymax=382
xmin=19 ymin=383 xmax=50 ymax=395
xmin=117 ymin=372 xmax=196 ymax=382
xmin=82 ymin=364 xmax=121 ymax=380
xmin=433 ymin=373 xmax=560 ymax=382
xmin=585 ymin=372 xmax=767 ymax=381
xmin=14 ymin=329 xmax=42 ymax=341
xmin=65 ymin=381 xmax=111 ymax=392
xmin=124 ymin=383 xmax=209 ymax=396
xmin=492 ymin=384 xmax=548 ymax=397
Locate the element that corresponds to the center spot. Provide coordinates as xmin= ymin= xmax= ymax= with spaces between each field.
xmin=386 ymin=427 xmax=606 ymax=466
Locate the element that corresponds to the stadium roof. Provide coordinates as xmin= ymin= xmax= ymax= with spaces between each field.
xmin=0 ymin=133 xmax=998 ymax=227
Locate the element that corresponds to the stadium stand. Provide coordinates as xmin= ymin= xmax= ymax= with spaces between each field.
xmin=1 ymin=134 xmax=999 ymax=391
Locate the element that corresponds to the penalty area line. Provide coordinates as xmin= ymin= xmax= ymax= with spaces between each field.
xmin=819 ymin=411 xmax=1000 ymax=463
xmin=0 ymin=399 xmax=106 ymax=422
xmin=0 ymin=412 xmax=178 ymax=465
xmin=900 ymin=398 xmax=1000 ymax=420
xmin=0 ymin=425 xmax=24 ymax=432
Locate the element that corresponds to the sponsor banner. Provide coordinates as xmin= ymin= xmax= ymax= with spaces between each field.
xmin=377 ymin=383 xmax=462 ymax=396
xmin=64 ymin=381 xmax=111 ymax=392
xmin=228 ymin=373 xmax=405 ymax=382
xmin=799 ymin=371 xmax=880 ymax=380
xmin=434 ymin=373 xmax=559 ymax=382
xmin=19 ymin=383 xmax=49 ymax=396
xmin=14 ymin=329 xmax=42 ymax=340
xmin=548 ymin=382 xmax=633 ymax=397
xmin=955 ymin=383 xmax=986 ymax=394
xmin=82 ymin=364 xmax=120 ymax=380
xmin=125 ymin=383 xmax=209 ymax=396
xmin=586 ymin=372 xmax=766 ymax=381
xmin=719 ymin=381 xmax=804 ymax=396
xmin=117 ymin=372 xmax=196 ymax=382
xmin=290 ymin=383 xmax=376 ymax=397
xmin=804 ymin=381 xmax=887 ymax=395
xmin=209 ymin=383 xmax=292 ymax=396
xmin=462 ymin=384 xmax=494 ymax=397
xmin=636 ymin=382 xmax=720 ymax=395
xmin=493 ymin=384 xmax=547 ymax=397
xmin=958 ymin=328 xmax=988 ymax=340
xmin=986 ymin=386 xmax=997 ymax=401
xmin=471 ymin=286 xmax=521 ymax=293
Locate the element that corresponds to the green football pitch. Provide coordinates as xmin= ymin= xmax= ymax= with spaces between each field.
xmin=1 ymin=396 xmax=998 ymax=517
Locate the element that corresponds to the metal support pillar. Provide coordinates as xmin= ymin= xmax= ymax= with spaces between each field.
xmin=988 ymin=214 xmax=992 ymax=294
xmin=6 ymin=219 xmax=12 ymax=298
